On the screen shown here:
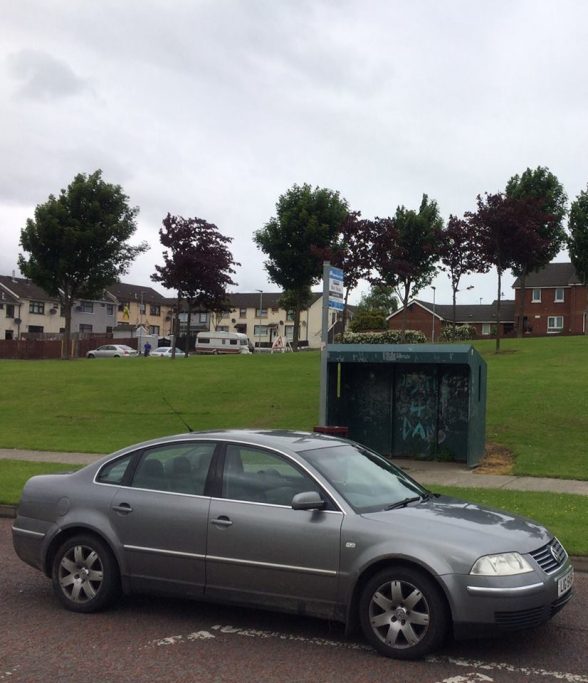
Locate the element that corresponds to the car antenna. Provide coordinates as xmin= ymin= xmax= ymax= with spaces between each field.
xmin=162 ymin=395 xmax=194 ymax=432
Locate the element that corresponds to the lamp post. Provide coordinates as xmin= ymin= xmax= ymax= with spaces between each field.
xmin=431 ymin=286 xmax=436 ymax=343
xmin=255 ymin=289 xmax=263 ymax=349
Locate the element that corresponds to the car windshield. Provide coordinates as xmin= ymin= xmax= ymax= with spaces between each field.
xmin=300 ymin=443 xmax=429 ymax=513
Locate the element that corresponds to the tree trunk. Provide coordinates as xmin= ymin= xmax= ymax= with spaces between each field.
xmin=401 ymin=283 xmax=410 ymax=341
xmin=292 ymin=298 xmax=301 ymax=352
xmin=517 ymin=272 xmax=527 ymax=338
xmin=62 ymin=300 xmax=73 ymax=360
xmin=495 ymin=268 xmax=502 ymax=353
xmin=171 ymin=295 xmax=180 ymax=359
xmin=186 ymin=304 xmax=192 ymax=358
xmin=452 ymin=286 xmax=458 ymax=325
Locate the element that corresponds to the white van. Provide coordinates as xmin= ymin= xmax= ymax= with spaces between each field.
xmin=195 ymin=331 xmax=253 ymax=355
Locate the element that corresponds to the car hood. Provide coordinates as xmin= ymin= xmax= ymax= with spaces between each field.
xmin=362 ymin=495 xmax=551 ymax=557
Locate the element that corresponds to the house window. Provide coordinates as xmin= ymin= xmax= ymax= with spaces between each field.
xmin=531 ymin=289 xmax=541 ymax=303
xmin=118 ymin=302 xmax=129 ymax=312
xmin=554 ymin=288 xmax=565 ymax=303
xmin=79 ymin=324 xmax=93 ymax=334
xmin=239 ymin=308 xmax=247 ymax=318
xmin=285 ymin=325 xmax=294 ymax=340
xmin=139 ymin=303 xmax=146 ymax=314
xmin=150 ymin=304 xmax=161 ymax=316
xmin=106 ymin=304 xmax=114 ymax=316
xmin=286 ymin=310 xmax=295 ymax=321
xmin=6 ymin=304 xmax=14 ymax=319
xmin=149 ymin=325 xmax=160 ymax=335
xmin=254 ymin=325 xmax=268 ymax=337
xmin=481 ymin=323 xmax=491 ymax=336
xmin=547 ymin=316 xmax=563 ymax=332
xmin=28 ymin=325 xmax=44 ymax=333
xmin=198 ymin=312 xmax=208 ymax=323
xmin=29 ymin=301 xmax=45 ymax=314
xmin=216 ymin=325 xmax=229 ymax=332
xmin=80 ymin=302 xmax=94 ymax=313
xmin=255 ymin=308 xmax=267 ymax=318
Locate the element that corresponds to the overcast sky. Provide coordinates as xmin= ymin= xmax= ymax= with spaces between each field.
xmin=2 ymin=0 xmax=587 ymax=306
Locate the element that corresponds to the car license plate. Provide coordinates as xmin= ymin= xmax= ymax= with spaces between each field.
xmin=557 ymin=569 xmax=574 ymax=597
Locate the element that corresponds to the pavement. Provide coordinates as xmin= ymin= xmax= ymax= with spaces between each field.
xmin=2 ymin=447 xmax=587 ymax=571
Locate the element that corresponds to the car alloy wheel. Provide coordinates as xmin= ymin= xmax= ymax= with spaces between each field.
xmin=52 ymin=534 xmax=119 ymax=613
xmin=359 ymin=567 xmax=448 ymax=659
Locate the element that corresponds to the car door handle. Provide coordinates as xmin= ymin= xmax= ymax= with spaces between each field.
xmin=211 ymin=516 xmax=233 ymax=528
xmin=112 ymin=503 xmax=133 ymax=514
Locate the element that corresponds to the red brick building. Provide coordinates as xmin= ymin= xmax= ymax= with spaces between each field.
xmin=387 ymin=299 xmax=515 ymax=341
xmin=513 ymin=263 xmax=588 ymax=336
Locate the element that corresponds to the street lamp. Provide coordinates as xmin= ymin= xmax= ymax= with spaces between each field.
xmin=431 ymin=286 xmax=436 ymax=343
xmin=255 ymin=289 xmax=263 ymax=349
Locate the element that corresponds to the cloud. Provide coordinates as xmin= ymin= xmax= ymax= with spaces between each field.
xmin=7 ymin=49 xmax=90 ymax=100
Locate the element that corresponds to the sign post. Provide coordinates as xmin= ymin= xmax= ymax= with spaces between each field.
xmin=319 ymin=262 xmax=344 ymax=425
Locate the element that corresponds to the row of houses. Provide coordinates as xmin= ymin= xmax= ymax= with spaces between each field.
xmin=387 ymin=263 xmax=588 ymax=339
xmin=1 ymin=262 xmax=586 ymax=350
xmin=0 ymin=275 xmax=339 ymax=349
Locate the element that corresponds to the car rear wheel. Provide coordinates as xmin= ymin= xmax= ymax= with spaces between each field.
xmin=87 ymin=354 xmax=95 ymax=359
xmin=52 ymin=534 xmax=120 ymax=613
xmin=359 ymin=566 xmax=449 ymax=660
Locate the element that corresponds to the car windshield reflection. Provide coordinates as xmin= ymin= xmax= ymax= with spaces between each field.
xmin=300 ymin=444 xmax=428 ymax=513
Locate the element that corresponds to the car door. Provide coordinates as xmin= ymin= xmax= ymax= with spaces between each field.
xmin=206 ymin=444 xmax=343 ymax=618
xmin=107 ymin=441 xmax=216 ymax=596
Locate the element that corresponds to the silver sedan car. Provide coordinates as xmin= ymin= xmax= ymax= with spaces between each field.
xmin=12 ymin=430 xmax=574 ymax=660
xmin=86 ymin=344 xmax=138 ymax=358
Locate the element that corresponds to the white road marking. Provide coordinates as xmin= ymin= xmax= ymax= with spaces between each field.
xmin=427 ymin=656 xmax=588 ymax=683
xmin=146 ymin=625 xmax=588 ymax=682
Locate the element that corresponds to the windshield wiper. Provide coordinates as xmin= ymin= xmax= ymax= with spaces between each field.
xmin=384 ymin=495 xmax=423 ymax=510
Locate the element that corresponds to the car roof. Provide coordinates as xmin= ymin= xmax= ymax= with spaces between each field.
xmin=109 ymin=429 xmax=346 ymax=459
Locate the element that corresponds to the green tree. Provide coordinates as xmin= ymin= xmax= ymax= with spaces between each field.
xmin=370 ymin=195 xmax=443 ymax=335
xmin=350 ymin=286 xmax=397 ymax=332
xmin=506 ymin=166 xmax=567 ymax=336
xmin=254 ymin=183 xmax=348 ymax=350
xmin=568 ymin=186 xmax=588 ymax=284
xmin=19 ymin=170 xmax=147 ymax=359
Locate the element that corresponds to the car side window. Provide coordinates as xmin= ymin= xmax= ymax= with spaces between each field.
xmin=222 ymin=445 xmax=320 ymax=506
xmin=96 ymin=454 xmax=134 ymax=485
xmin=131 ymin=442 xmax=215 ymax=495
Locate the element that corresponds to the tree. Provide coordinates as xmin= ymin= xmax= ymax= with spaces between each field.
xmin=254 ymin=184 xmax=348 ymax=350
xmin=370 ymin=195 xmax=443 ymax=335
xmin=349 ymin=284 xmax=398 ymax=332
xmin=505 ymin=166 xmax=567 ymax=336
xmin=439 ymin=214 xmax=489 ymax=325
xmin=568 ymin=186 xmax=588 ymax=284
xmin=18 ymin=170 xmax=147 ymax=359
xmin=467 ymin=193 xmax=542 ymax=352
xmin=152 ymin=214 xmax=238 ymax=357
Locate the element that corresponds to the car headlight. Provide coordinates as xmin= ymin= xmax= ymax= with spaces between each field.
xmin=470 ymin=552 xmax=533 ymax=576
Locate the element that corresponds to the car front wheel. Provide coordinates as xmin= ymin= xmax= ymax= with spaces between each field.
xmin=359 ymin=566 xmax=449 ymax=660
xmin=52 ymin=534 xmax=120 ymax=613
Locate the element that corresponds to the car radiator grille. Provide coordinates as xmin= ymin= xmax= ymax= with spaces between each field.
xmin=529 ymin=538 xmax=567 ymax=574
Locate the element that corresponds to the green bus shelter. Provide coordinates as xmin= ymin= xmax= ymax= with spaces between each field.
xmin=324 ymin=344 xmax=487 ymax=466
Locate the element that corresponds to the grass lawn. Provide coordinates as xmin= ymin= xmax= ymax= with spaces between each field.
xmin=472 ymin=336 xmax=588 ymax=480
xmin=0 ymin=336 xmax=587 ymax=480
xmin=433 ymin=485 xmax=588 ymax=557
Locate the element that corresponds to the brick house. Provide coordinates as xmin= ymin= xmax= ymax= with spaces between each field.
xmin=104 ymin=283 xmax=174 ymax=337
xmin=387 ymin=299 xmax=516 ymax=341
xmin=512 ymin=262 xmax=588 ymax=336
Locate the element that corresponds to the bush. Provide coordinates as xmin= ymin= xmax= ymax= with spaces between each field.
xmin=439 ymin=324 xmax=476 ymax=342
xmin=349 ymin=310 xmax=387 ymax=332
xmin=337 ymin=329 xmax=427 ymax=344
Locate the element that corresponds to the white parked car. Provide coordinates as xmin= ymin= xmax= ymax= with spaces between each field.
xmin=86 ymin=345 xmax=138 ymax=358
xmin=150 ymin=347 xmax=184 ymax=357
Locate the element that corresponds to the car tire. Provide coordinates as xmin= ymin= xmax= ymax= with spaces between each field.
xmin=52 ymin=534 xmax=120 ymax=613
xmin=359 ymin=566 xmax=449 ymax=660
xmin=87 ymin=354 xmax=95 ymax=359
xmin=113 ymin=354 xmax=120 ymax=358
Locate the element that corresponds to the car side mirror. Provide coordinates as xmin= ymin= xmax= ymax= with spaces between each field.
xmin=291 ymin=491 xmax=326 ymax=511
